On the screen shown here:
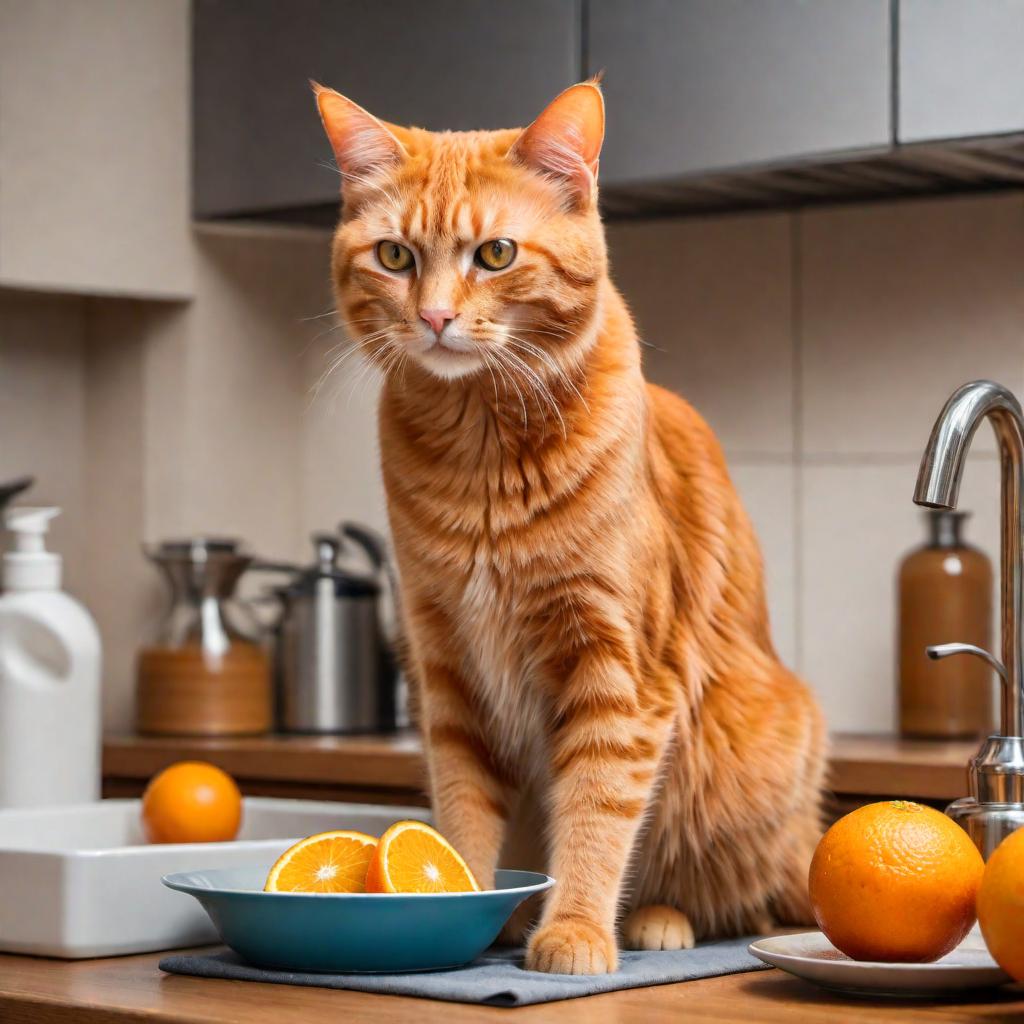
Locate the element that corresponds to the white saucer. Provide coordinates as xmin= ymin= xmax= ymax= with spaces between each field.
xmin=748 ymin=929 xmax=1011 ymax=998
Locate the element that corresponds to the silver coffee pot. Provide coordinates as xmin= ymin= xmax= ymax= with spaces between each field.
xmin=258 ymin=523 xmax=398 ymax=735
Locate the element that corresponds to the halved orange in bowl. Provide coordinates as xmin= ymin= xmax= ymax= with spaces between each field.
xmin=265 ymin=829 xmax=377 ymax=893
xmin=365 ymin=820 xmax=480 ymax=893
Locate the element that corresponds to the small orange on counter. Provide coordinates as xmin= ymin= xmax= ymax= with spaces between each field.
xmin=808 ymin=800 xmax=983 ymax=963
xmin=977 ymin=827 xmax=1024 ymax=979
xmin=265 ymin=830 xmax=378 ymax=893
xmin=365 ymin=820 xmax=480 ymax=894
xmin=141 ymin=761 xmax=242 ymax=844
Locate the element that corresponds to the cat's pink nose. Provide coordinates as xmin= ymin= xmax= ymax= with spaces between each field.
xmin=419 ymin=308 xmax=456 ymax=337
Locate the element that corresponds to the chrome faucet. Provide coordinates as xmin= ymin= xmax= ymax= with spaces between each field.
xmin=914 ymin=379 xmax=1024 ymax=857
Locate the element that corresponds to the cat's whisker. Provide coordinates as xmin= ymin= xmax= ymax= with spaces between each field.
xmin=480 ymin=350 xmax=501 ymax=410
xmin=495 ymin=321 xmax=574 ymax=341
xmin=315 ymin=317 xmax=393 ymax=351
xmin=503 ymin=334 xmax=591 ymax=414
xmin=495 ymin=346 xmax=555 ymax=436
xmin=497 ymin=346 xmax=567 ymax=439
xmin=307 ymin=321 xmax=348 ymax=349
xmin=487 ymin=348 xmax=529 ymax=429
xmin=310 ymin=346 xmax=363 ymax=409
xmin=309 ymin=327 xmax=395 ymax=408
xmin=318 ymin=328 xmax=388 ymax=368
xmin=340 ymin=342 xmax=390 ymax=411
xmin=300 ymin=308 xmax=339 ymax=323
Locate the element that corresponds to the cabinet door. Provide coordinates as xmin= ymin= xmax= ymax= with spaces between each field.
xmin=899 ymin=0 xmax=1024 ymax=143
xmin=0 ymin=0 xmax=192 ymax=299
xmin=587 ymin=0 xmax=891 ymax=185
xmin=194 ymin=0 xmax=580 ymax=217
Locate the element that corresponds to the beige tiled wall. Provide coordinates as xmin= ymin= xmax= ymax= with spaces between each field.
xmin=3 ymin=191 xmax=1020 ymax=735
xmin=608 ymin=213 xmax=795 ymax=458
xmin=0 ymin=290 xmax=89 ymax=593
xmin=607 ymin=191 xmax=1021 ymax=733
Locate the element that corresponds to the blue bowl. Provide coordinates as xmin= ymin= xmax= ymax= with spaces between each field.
xmin=162 ymin=866 xmax=554 ymax=973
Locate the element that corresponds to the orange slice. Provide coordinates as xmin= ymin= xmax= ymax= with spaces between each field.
xmin=365 ymin=820 xmax=480 ymax=894
xmin=264 ymin=830 xmax=377 ymax=893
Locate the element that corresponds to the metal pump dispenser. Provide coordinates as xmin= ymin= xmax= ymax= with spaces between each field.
xmin=914 ymin=380 xmax=1024 ymax=858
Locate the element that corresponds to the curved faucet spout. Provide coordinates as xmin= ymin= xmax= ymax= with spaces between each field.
xmin=913 ymin=380 xmax=1024 ymax=737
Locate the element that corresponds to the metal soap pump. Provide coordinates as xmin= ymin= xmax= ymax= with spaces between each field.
xmin=914 ymin=380 xmax=1024 ymax=858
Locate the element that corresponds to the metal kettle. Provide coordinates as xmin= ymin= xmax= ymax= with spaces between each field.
xmin=263 ymin=523 xmax=397 ymax=735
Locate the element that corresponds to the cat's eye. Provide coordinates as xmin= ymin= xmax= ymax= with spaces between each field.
xmin=475 ymin=238 xmax=517 ymax=271
xmin=376 ymin=241 xmax=414 ymax=272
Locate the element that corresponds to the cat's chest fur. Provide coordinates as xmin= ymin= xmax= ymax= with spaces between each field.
xmin=456 ymin=550 xmax=550 ymax=770
xmin=385 ymin=398 xmax=602 ymax=768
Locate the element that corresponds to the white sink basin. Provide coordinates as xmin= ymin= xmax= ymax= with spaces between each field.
xmin=0 ymin=797 xmax=429 ymax=958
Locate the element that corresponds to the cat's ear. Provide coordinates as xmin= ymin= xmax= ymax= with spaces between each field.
xmin=312 ymin=82 xmax=407 ymax=178
xmin=509 ymin=81 xmax=605 ymax=206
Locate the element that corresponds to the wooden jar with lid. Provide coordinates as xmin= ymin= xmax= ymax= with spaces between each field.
xmin=135 ymin=538 xmax=271 ymax=737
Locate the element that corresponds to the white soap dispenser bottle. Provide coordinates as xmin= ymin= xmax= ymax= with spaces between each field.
xmin=0 ymin=507 xmax=101 ymax=807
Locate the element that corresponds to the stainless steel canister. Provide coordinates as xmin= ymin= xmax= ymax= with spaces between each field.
xmin=268 ymin=525 xmax=397 ymax=734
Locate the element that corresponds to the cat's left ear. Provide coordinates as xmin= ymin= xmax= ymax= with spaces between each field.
xmin=509 ymin=80 xmax=605 ymax=207
xmin=313 ymin=82 xmax=407 ymax=179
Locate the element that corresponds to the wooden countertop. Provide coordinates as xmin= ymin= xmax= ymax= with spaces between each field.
xmin=103 ymin=731 xmax=976 ymax=803
xmin=2 ymin=949 xmax=1021 ymax=1023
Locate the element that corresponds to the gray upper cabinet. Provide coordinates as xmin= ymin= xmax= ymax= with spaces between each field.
xmin=194 ymin=1 xmax=1024 ymax=221
xmin=899 ymin=0 xmax=1024 ymax=143
xmin=193 ymin=0 xmax=580 ymax=217
xmin=587 ymin=0 xmax=892 ymax=186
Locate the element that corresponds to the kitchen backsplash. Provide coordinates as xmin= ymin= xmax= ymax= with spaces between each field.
xmin=1 ymin=190 xmax=1019 ymax=733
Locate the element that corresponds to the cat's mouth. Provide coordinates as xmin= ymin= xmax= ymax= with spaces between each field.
xmin=413 ymin=336 xmax=484 ymax=380
xmin=434 ymin=337 xmax=476 ymax=355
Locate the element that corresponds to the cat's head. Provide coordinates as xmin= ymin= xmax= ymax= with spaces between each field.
xmin=316 ymin=82 xmax=606 ymax=384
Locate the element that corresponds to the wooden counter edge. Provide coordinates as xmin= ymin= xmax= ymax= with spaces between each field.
xmin=103 ymin=733 xmax=426 ymax=790
xmin=103 ymin=732 xmax=976 ymax=802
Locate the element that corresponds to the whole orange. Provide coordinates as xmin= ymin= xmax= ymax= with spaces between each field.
xmin=141 ymin=761 xmax=242 ymax=844
xmin=808 ymin=800 xmax=983 ymax=962
xmin=977 ymin=827 xmax=1024 ymax=979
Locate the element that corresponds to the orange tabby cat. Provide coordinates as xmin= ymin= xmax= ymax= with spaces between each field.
xmin=316 ymin=80 xmax=825 ymax=974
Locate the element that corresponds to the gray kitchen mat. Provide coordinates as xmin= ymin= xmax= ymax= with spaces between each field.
xmin=159 ymin=938 xmax=767 ymax=1007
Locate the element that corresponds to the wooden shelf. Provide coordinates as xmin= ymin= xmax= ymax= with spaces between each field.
xmin=104 ymin=731 xmax=977 ymax=807
xmin=827 ymin=733 xmax=974 ymax=802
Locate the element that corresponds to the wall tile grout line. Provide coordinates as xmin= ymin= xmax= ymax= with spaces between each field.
xmin=889 ymin=0 xmax=900 ymax=146
xmin=723 ymin=452 xmax=801 ymax=466
xmin=800 ymin=451 xmax=1001 ymax=466
xmin=790 ymin=212 xmax=805 ymax=675
xmin=577 ymin=0 xmax=590 ymax=81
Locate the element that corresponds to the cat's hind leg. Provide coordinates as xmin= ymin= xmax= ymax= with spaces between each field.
xmin=621 ymin=905 xmax=695 ymax=951
xmin=768 ymin=810 xmax=819 ymax=927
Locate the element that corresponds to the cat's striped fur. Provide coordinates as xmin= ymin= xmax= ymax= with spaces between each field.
xmin=316 ymin=80 xmax=825 ymax=974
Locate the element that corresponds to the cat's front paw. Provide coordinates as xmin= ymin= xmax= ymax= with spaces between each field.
xmin=525 ymin=917 xmax=618 ymax=974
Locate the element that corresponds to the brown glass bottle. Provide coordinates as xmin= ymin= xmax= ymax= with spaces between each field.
xmin=898 ymin=511 xmax=993 ymax=738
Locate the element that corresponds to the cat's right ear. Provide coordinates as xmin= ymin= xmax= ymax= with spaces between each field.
xmin=509 ymin=80 xmax=605 ymax=206
xmin=312 ymin=82 xmax=406 ymax=178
